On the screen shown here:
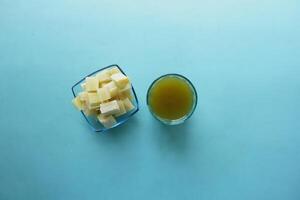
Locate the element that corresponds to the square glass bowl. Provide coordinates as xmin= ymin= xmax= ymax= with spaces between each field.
xmin=71 ymin=64 xmax=139 ymax=132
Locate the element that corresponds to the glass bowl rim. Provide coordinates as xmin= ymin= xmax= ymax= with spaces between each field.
xmin=71 ymin=64 xmax=139 ymax=132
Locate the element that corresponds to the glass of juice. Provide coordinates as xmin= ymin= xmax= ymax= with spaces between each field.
xmin=147 ymin=74 xmax=198 ymax=125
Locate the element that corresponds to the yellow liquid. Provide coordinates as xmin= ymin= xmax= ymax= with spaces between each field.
xmin=148 ymin=76 xmax=194 ymax=120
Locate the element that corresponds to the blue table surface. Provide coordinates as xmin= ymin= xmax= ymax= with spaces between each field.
xmin=1 ymin=1 xmax=299 ymax=200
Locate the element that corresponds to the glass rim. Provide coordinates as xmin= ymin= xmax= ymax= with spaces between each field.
xmin=146 ymin=73 xmax=198 ymax=125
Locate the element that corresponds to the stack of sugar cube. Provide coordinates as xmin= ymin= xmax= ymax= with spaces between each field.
xmin=72 ymin=67 xmax=135 ymax=128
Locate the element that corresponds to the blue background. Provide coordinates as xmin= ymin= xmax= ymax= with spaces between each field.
xmin=1 ymin=0 xmax=299 ymax=199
